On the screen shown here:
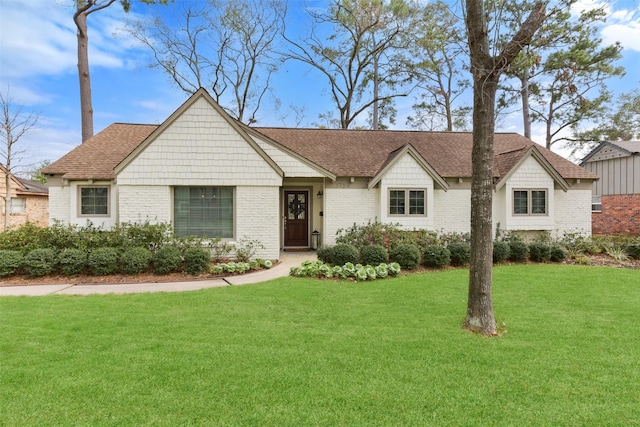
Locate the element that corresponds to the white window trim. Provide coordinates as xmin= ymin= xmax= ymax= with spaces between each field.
xmin=591 ymin=195 xmax=602 ymax=213
xmin=78 ymin=186 xmax=110 ymax=217
xmin=513 ymin=188 xmax=548 ymax=216
xmin=388 ymin=188 xmax=427 ymax=217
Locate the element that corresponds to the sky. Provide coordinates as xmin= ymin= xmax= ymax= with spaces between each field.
xmin=0 ymin=0 xmax=639 ymax=177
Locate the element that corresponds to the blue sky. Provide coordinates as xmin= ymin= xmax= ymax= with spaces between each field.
xmin=0 ymin=0 xmax=639 ymax=176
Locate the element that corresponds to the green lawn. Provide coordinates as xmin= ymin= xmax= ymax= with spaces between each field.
xmin=1 ymin=265 xmax=638 ymax=426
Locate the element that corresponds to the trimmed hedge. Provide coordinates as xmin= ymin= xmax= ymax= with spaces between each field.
xmin=493 ymin=241 xmax=510 ymax=263
xmin=59 ymin=249 xmax=88 ymax=276
xmin=184 ymin=247 xmax=211 ymax=275
xmin=360 ymin=244 xmax=389 ymax=266
xmin=153 ymin=245 xmax=182 ymax=275
xmin=448 ymin=242 xmax=470 ymax=266
xmin=88 ymin=247 xmax=120 ymax=276
xmin=550 ymin=245 xmax=568 ymax=262
xmin=528 ymin=242 xmax=551 ymax=262
xmin=120 ymin=247 xmax=153 ymax=274
xmin=0 ymin=250 xmax=23 ymax=276
xmin=422 ymin=245 xmax=451 ymax=268
xmin=22 ymin=248 xmax=57 ymax=277
xmin=316 ymin=246 xmax=334 ymax=264
xmin=391 ymin=244 xmax=421 ymax=270
xmin=509 ymin=241 xmax=529 ymax=263
xmin=331 ymin=244 xmax=359 ymax=266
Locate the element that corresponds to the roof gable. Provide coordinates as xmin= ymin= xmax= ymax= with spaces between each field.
xmin=115 ymin=88 xmax=282 ymax=178
xmin=581 ymin=141 xmax=640 ymax=164
xmin=367 ymin=144 xmax=449 ymax=190
xmin=495 ymin=145 xmax=569 ymax=192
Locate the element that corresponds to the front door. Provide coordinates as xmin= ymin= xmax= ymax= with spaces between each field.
xmin=284 ymin=190 xmax=309 ymax=247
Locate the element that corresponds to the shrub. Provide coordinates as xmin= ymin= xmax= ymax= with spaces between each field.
xmin=234 ymin=238 xmax=264 ymax=262
xmin=184 ymin=247 xmax=211 ymax=275
xmin=391 ymin=244 xmax=421 ymax=270
xmin=153 ymin=245 xmax=183 ymax=275
xmin=549 ymin=245 xmax=568 ymax=263
xmin=58 ymin=249 xmax=88 ymax=276
xmin=627 ymin=243 xmax=640 ymax=260
xmin=528 ymin=242 xmax=551 ymax=263
xmin=360 ymin=244 xmax=388 ymax=265
xmin=422 ymin=245 xmax=451 ymax=268
xmin=493 ymin=241 xmax=510 ymax=263
xmin=0 ymin=250 xmax=23 ymax=276
xmin=509 ymin=241 xmax=529 ymax=263
xmin=448 ymin=242 xmax=470 ymax=266
xmin=316 ymin=246 xmax=334 ymax=264
xmin=209 ymin=238 xmax=233 ymax=262
xmin=331 ymin=244 xmax=359 ymax=266
xmin=88 ymin=247 xmax=120 ymax=276
xmin=120 ymin=247 xmax=152 ymax=274
xmin=22 ymin=248 xmax=57 ymax=277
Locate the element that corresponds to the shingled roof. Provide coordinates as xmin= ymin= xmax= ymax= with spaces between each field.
xmin=43 ymin=122 xmax=597 ymax=182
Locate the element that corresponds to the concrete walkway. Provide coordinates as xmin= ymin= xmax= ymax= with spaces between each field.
xmin=0 ymin=251 xmax=316 ymax=297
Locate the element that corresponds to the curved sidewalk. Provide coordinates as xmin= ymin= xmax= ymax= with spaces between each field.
xmin=0 ymin=252 xmax=315 ymax=297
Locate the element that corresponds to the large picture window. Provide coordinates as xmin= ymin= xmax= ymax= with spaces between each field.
xmin=513 ymin=189 xmax=547 ymax=215
xmin=80 ymin=187 xmax=109 ymax=216
xmin=389 ymin=189 xmax=426 ymax=216
xmin=174 ymin=187 xmax=234 ymax=238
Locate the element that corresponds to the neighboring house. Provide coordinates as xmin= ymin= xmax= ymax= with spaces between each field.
xmin=580 ymin=141 xmax=640 ymax=235
xmin=0 ymin=164 xmax=49 ymax=228
xmin=43 ymin=88 xmax=597 ymax=260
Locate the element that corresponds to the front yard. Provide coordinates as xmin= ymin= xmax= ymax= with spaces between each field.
xmin=1 ymin=264 xmax=638 ymax=426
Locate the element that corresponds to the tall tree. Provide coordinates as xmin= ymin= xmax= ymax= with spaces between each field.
xmin=0 ymin=89 xmax=39 ymax=231
xmin=283 ymin=0 xmax=418 ymax=129
xmin=406 ymin=1 xmax=470 ymax=132
xmin=125 ymin=0 xmax=286 ymax=123
xmin=73 ymin=0 xmax=168 ymax=142
xmin=463 ymin=0 xmax=546 ymax=335
xmin=569 ymin=89 xmax=640 ymax=155
xmin=499 ymin=1 xmax=624 ymax=147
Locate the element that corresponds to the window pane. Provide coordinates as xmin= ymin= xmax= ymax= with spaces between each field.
xmin=10 ymin=198 xmax=25 ymax=213
xmin=287 ymin=193 xmax=306 ymax=220
xmin=81 ymin=187 xmax=108 ymax=215
xmin=513 ymin=190 xmax=528 ymax=214
xmin=531 ymin=190 xmax=546 ymax=214
xmin=409 ymin=190 xmax=425 ymax=215
xmin=174 ymin=187 xmax=233 ymax=238
xmin=389 ymin=190 xmax=405 ymax=215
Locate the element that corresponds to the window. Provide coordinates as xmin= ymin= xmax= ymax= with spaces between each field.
xmin=592 ymin=196 xmax=602 ymax=212
xmin=10 ymin=197 xmax=25 ymax=213
xmin=80 ymin=187 xmax=109 ymax=216
xmin=389 ymin=189 xmax=426 ymax=216
xmin=174 ymin=187 xmax=234 ymax=238
xmin=513 ymin=189 xmax=547 ymax=215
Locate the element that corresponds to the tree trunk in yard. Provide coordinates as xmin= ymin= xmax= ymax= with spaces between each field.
xmin=463 ymin=0 xmax=546 ymax=336
xmin=75 ymin=5 xmax=94 ymax=142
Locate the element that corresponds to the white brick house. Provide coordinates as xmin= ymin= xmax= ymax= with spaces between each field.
xmin=43 ymin=88 xmax=598 ymax=260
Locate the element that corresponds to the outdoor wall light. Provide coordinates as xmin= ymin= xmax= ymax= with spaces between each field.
xmin=317 ymin=191 xmax=323 ymax=199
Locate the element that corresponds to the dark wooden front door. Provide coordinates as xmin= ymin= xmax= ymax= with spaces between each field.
xmin=284 ymin=190 xmax=309 ymax=247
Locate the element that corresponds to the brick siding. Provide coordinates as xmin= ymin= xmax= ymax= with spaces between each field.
xmin=592 ymin=194 xmax=640 ymax=235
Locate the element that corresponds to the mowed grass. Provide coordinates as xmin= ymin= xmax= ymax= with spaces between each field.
xmin=1 ymin=265 xmax=639 ymax=426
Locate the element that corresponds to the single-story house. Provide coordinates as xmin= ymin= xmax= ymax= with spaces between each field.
xmin=580 ymin=140 xmax=640 ymax=235
xmin=43 ymin=88 xmax=598 ymax=260
xmin=1 ymin=164 xmax=49 ymax=229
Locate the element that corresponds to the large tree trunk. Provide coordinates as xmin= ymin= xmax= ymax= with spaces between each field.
xmin=464 ymin=72 xmax=498 ymax=335
xmin=463 ymin=0 xmax=545 ymax=336
xmin=521 ymin=73 xmax=531 ymax=139
xmin=75 ymin=6 xmax=94 ymax=142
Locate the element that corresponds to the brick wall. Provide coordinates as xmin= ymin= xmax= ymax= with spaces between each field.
xmin=592 ymin=194 xmax=640 ymax=235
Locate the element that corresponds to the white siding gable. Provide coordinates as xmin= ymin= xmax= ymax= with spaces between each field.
xmin=379 ymin=153 xmax=434 ymax=229
xmin=501 ymin=155 xmax=555 ymax=230
xmin=117 ymin=97 xmax=281 ymax=187
xmin=252 ymin=135 xmax=327 ymax=178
